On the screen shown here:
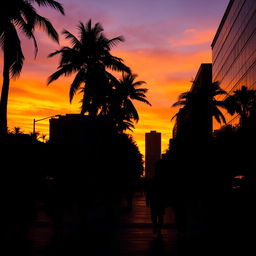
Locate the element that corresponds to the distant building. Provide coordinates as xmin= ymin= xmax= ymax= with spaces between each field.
xmin=173 ymin=63 xmax=213 ymax=142
xmin=49 ymin=114 xmax=114 ymax=145
xmin=145 ymin=131 xmax=161 ymax=178
xmin=212 ymin=0 xmax=256 ymax=124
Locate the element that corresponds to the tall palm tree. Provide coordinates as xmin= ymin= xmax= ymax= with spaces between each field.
xmin=172 ymin=81 xmax=227 ymax=125
xmin=225 ymin=85 xmax=256 ymax=128
xmin=101 ymin=73 xmax=151 ymax=132
xmin=0 ymin=0 xmax=65 ymax=135
xmin=171 ymin=81 xmax=227 ymax=143
xmin=48 ymin=20 xmax=131 ymax=116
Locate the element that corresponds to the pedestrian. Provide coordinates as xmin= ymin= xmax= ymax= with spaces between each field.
xmin=146 ymin=178 xmax=166 ymax=238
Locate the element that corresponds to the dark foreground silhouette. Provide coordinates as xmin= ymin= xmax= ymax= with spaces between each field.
xmin=1 ymin=131 xmax=142 ymax=256
xmin=1 ymin=123 xmax=256 ymax=256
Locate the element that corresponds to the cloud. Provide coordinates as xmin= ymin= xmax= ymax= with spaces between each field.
xmin=0 ymin=0 xmax=227 ymax=156
xmin=2 ymin=44 xmax=212 ymax=155
xmin=169 ymin=28 xmax=216 ymax=48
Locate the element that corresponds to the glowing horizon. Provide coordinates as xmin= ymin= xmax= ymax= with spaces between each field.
xmin=0 ymin=0 xmax=229 ymax=157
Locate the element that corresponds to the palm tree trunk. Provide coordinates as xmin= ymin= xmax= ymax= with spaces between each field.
xmin=0 ymin=56 xmax=10 ymax=136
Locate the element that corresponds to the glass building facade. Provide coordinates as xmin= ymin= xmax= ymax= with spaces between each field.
xmin=212 ymin=0 xmax=256 ymax=124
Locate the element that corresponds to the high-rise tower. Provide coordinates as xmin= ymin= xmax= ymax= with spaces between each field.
xmin=145 ymin=131 xmax=161 ymax=178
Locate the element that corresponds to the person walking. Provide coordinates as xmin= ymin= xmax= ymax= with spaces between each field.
xmin=146 ymin=178 xmax=166 ymax=238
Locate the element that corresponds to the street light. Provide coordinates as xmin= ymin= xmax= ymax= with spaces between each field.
xmin=33 ymin=114 xmax=61 ymax=135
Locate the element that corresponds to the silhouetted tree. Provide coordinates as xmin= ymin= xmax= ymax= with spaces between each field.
xmin=172 ymin=81 xmax=227 ymax=125
xmin=48 ymin=20 xmax=130 ymax=116
xmin=225 ymin=85 xmax=256 ymax=129
xmin=0 ymin=0 xmax=65 ymax=135
xmin=30 ymin=131 xmax=40 ymax=141
xmin=116 ymin=134 xmax=144 ymax=207
xmin=167 ymin=82 xmax=229 ymax=256
xmin=11 ymin=126 xmax=23 ymax=135
xmin=101 ymin=73 xmax=151 ymax=132
xmin=171 ymin=81 xmax=227 ymax=149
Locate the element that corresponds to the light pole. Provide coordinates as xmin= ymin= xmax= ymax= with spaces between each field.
xmin=33 ymin=114 xmax=61 ymax=135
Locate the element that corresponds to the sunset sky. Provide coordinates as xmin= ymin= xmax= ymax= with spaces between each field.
xmin=0 ymin=0 xmax=229 ymax=156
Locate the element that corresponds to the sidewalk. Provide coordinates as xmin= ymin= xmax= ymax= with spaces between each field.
xmin=27 ymin=193 xmax=178 ymax=256
xmin=120 ymin=192 xmax=178 ymax=256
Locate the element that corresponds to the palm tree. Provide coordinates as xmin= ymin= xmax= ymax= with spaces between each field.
xmin=172 ymin=81 xmax=227 ymax=125
xmin=172 ymin=91 xmax=194 ymax=109
xmin=12 ymin=126 xmax=23 ymax=135
xmin=30 ymin=131 xmax=40 ymax=141
xmin=0 ymin=0 xmax=65 ymax=135
xmin=48 ymin=20 xmax=131 ymax=116
xmin=225 ymin=85 xmax=256 ymax=128
xmin=101 ymin=73 xmax=151 ymax=132
xmin=171 ymin=81 xmax=227 ymax=143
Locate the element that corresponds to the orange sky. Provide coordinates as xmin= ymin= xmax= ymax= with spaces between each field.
xmin=0 ymin=0 xmax=229 ymax=158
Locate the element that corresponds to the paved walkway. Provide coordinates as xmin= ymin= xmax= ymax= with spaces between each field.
xmin=27 ymin=200 xmax=54 ymax=256
xmin=27 ymin=193 xmax=178 ymax=256
xmin=120 ymin=192 xmax=178 ymax=256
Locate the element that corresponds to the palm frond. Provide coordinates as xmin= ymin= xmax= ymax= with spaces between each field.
xmin=213 ymin=107 xmax=226 ymax=124
xmin=132 ymin=95 xmax=151 ymax=106
xmin=134 ymin=88 xmax=148 ymax=93
xmin=92 ymin=21 xmax=104 ymax=36
xmin=124 ymin=100 xmax=138 ymax=122
xmin=107 ymin=36 xmax=125 ymax=48
xmin=133 ymin=81 xmax=146 ymax=87
xmin=15 ymin=16 xmax=38 ymax=57
xmin=48 ymin=64 xmax=77 ymax=84
xmin=118 ymin=120 xmax=135 ymax=133
xmin=105 ymin=56 xmax=131 ymax=73
xmin=48 ymin=47 xmax=72 ymax=58
xmin=69 ymin=69 xmax=86 ymax=103
xmin=213 ymin=100 xmax=227 ymax=108
xmin=172 ymin=100 xmax=187 ymax=107
xmin=31 ymin=0 xmax=65 ymax=14
xmin=62 ymin=29 xmax=81 ymax=48
xmin=105 ymin=71 xmax=120 ymax=86
xmin=48 ymin=49 xmax=63 ymax=58
xmin=178 ymin=91 xmax=191 ymax=100
xmin=10 ymin=48 xmax=24 ymax=78
xmin=35 ymin=14 xmax=59 ymax=43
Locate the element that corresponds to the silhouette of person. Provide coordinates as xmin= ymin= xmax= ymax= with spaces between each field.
xmin=124 ymin=181 xmax=135 ymax=211
xmin=146 ymin=178 xmax=166 ymax=238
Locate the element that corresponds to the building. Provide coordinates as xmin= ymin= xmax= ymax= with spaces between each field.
xmin=191 ymin=63 xmax=213 ymax=138
xmin=49 ymin=114 xmax=114 ymax=145
xmin=173 ymin=63 xmax=213 ymax=142
xmin=212 ymin=0 xmax=256 ymax=124
xmin=145 ymin=131 xmax=161 ymax=178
